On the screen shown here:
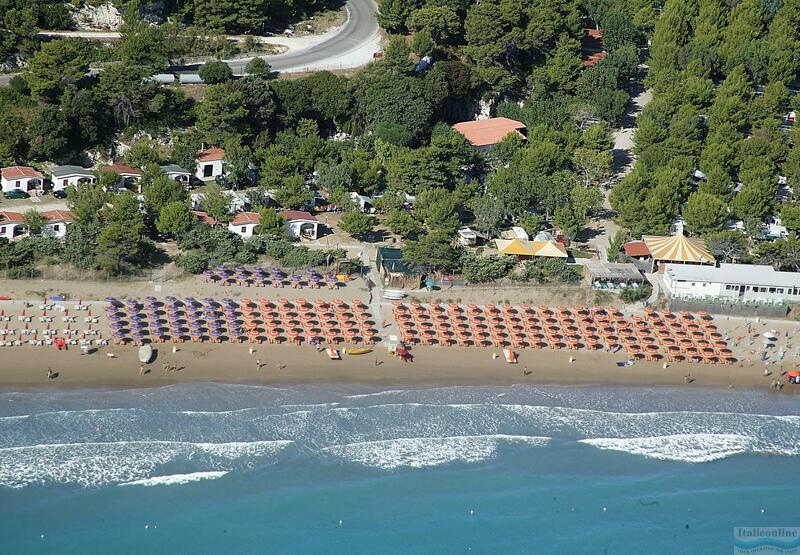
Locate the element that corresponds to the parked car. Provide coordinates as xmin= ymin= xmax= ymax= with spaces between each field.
xmin=3 ymin=190 xmax=30 ymax=199
xmin=52 ymin=189 xmax=68 ymax=199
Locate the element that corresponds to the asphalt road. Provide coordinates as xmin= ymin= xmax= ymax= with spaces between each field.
xmin=227 ymin=0 xmax=380 ymax=74
xmin=0 ymin=0 xmax=379 ymax=86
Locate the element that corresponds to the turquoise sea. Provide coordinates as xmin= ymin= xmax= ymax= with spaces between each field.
xmin=0 ymin=382 xmax=798 ymax=553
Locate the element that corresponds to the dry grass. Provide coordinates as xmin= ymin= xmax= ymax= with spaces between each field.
xmin=293 ymin=5 xmax=348 ymax=36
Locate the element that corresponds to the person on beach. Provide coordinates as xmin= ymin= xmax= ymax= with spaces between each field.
xmin=277 ymin=361 xmax=285 ymax=370
xmin=162 ymin=362 xmax=168 ymax=372
xmin=256 ymin=358 xmax=262 ymax=370
xmin=139 ymin=364 xmax=145 ymax=376
xmin=47 ymin=368 xmax=54 ymax=379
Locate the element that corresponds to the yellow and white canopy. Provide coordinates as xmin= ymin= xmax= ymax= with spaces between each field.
xmin=642 ymin=234 xmax=714 ymax=264
xmin=496 ymin=239 xmax=568 ymax=258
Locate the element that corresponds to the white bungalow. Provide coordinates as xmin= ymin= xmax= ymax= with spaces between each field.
xmin=160 ymin=164 xmax=192 ymax=186
xmin=1 ymin=166 xmax=44 ymax=193
xmin=0 ymin=211 xmax=24 ymax=240
xmin=50 ymin=165 xmax=95 ymax=192
xmin=228 ymin=211 xmax=261 ymax=239
xmin=281 ymin=210 xmax=320 ymax=240
xmin=40 ymin=210 xmax=75 ymax=240
xmin=99 ymin=164 xmax=143 ymax=192
xmin=196 ymin=148 xmax=225 ymax=180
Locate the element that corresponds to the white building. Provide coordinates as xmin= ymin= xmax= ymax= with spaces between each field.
xmin=0 ymin=209 xmax=74 ymax=240
xmin=228 ymin=211 xmax=260 ymax=239
xmin=1 ymin=166 xmax=44 ymax=193
xmin=196 ymin=148 xmax=225 ymax=180
xmin=663 ymin=263 xmax=800 ymax=304
xmin=281 ymin=210 xmax=320 ymax=240
xmin=40 ymin=210 xmax=75 ymax=240
xmin=160 ymin=164 xmax=192 ymax=186
xmin=50 ymin=165 xmax=95 ymax=192
xmin=99 ymin=164 xmax=142 ymax=192
xmin=0 ymin=211 xmax=24 ymax=240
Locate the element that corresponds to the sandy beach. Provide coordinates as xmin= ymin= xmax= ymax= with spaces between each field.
xmin=0 ymin=275 xmax=799 ymax=393
xmin=1 ymin=341 xmax=797 ymax=393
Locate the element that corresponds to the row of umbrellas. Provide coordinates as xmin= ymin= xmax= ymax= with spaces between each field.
xmin=104 ymin=296 xmax=379 ymax=346
xmin=238 ymin=297 xmax=378 ymax=345
xmin=391 ymin=302 xmax=736 ymax=364
xmin=201 ymin=265 xmax=343 ymax=289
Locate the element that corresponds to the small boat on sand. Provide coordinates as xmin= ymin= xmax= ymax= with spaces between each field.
xmin=327 ymin=347 xmax=341 ymax=360
xmin=344 ymin=347 xmax=373 ymax=355
xmin=503 ymin=348 xmax=517 ymax=364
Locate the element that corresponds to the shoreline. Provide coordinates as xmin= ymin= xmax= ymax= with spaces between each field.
xmin=1 ymin=342 xmax=796 ymax=394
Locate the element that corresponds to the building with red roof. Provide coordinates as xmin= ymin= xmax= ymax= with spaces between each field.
xmin=281 ymin=210 xmax=320 ymax=240
xmin=1 ymin=166 xmax=44 ymax=193
xmin=0 ymin=211 xmax=24 ymax=240
xmin=228 ymin=211 xmax=261 ymax=239
xmin=99 ymin=164 xmax=143 ymax=192
xmin=40 ymin=210 xmax=75 ymax=239
xmin=196 ymin=148 xmax=226 ymax=180
xmin=452 ymin=118 xmax=527 ymax=153
xmin=623 ymin=240 xmax=651 ymax=259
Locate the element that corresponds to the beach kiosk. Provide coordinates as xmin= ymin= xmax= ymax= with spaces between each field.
xmin=376 ymin=247 xmax=422 ymax=290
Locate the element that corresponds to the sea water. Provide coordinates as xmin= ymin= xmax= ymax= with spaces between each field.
xmin=0 ymin=383 xmax=798 ymax=553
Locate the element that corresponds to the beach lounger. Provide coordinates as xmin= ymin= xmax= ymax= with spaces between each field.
xmin=503 ymin=348 xmax=517 ymax=364
xmin=327 ymin=347 xmax=341 ymax=360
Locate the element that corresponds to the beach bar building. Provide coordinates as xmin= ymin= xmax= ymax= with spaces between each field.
xmin=584 ymin=261 xmax=645 ymax=290
xmin=642 ymin=233 xmax=714 ymax=271
xmin=376 ymin=246 xmax=422 ymax=290
xmin=663 ymin=263 xmax=800 ymax=304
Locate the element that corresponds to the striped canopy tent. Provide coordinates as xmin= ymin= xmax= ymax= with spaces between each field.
xmin=496 ymin=239 xmax=537 ymax=257
xmin=643 ymin=234 xmax=715 ymax=266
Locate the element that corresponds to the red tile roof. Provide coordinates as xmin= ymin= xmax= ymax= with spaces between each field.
xmin=623 ymin=240 xmax=651 ymax=258
xmin=280 ymin=210 xmax=317 ymax=222
xmin=582 ymin=52 xmax=608 ymax=66
xmin=197 ymin=148 xmax=225 ymax=163
xmin=229 ymin=212 xmax=260 ymax=225
xmin=1 ymin=166 xmax=43 ymax=180
xmin=191 ymin=210 xmax=218 ymax=225
xmin=99 ymin=164 xmax=142 ymax=176
xmin=0 ymin=211 xmax=24 ymax=223
xmin=40 ymin=210 xmax=75 ymax=223
xmin=452 ymin=118 xmax=527 ymax=147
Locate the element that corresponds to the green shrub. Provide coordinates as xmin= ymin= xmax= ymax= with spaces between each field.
xmin=620 ymin=283 xmax=652 ymax=303
xmin=176 ymin=253 xmax=208 ymax=274
xmin=518 ymin=258 xmax=581 ymax=284
xmin=462 ymin=254 xmax=516 ymax=283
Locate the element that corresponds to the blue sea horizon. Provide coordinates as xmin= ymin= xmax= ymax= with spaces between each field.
xmin=0 ymin=382 xmax=798 ymax=553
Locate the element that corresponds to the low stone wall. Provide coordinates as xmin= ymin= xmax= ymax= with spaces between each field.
xmin=668 ymin=299 xmax=789 ymax=318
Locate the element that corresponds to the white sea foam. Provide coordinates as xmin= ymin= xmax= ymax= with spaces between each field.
xmin=322 ymin=435 xmax=550 ymax=470
xmin=344 ymin=390 xmax=410 ymax=400
xmin=0 ymin=440 xmax=292 ymax=488
xmin=579 ymin=434 xmax=758 ymax=463
xmin=119 ymin=471 xmax=228 ymax=487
